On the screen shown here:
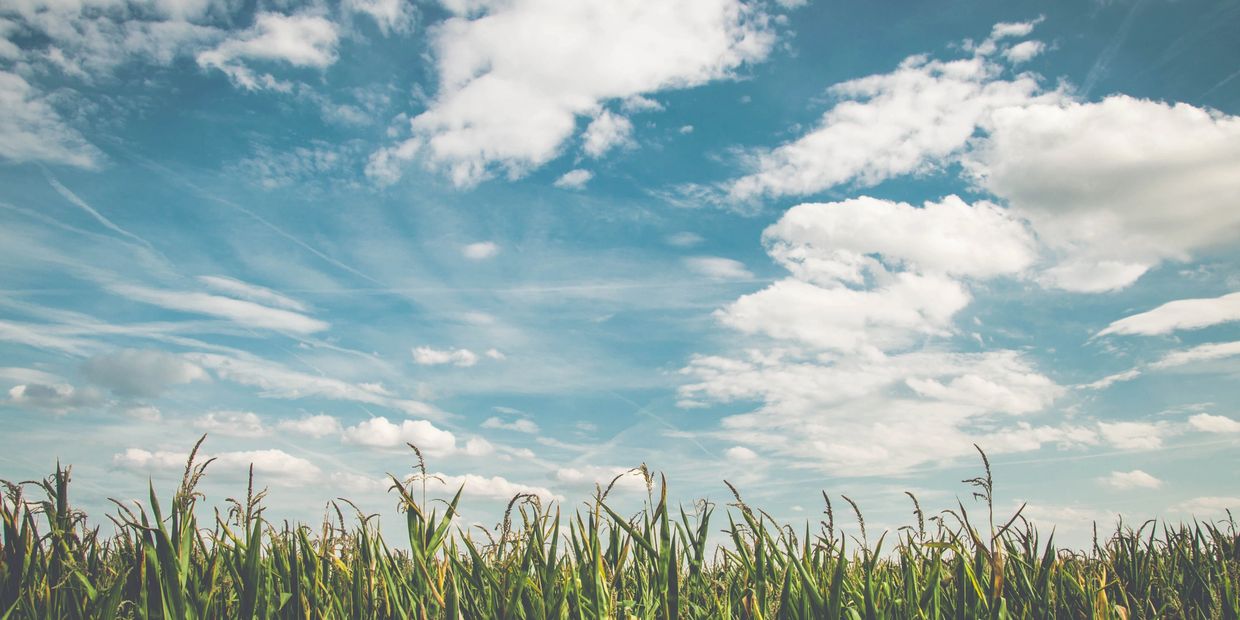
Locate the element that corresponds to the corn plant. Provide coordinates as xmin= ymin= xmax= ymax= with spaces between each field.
xmin=2 ymin=438 xmax=1237 ymax=619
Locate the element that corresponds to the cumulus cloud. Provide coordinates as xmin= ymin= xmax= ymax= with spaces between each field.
xmin=724 ymin=21 xmax=1240 ymax=293
xmin=715 ymin=196 xmax=1032 ymax=355
xmin=676 ymin=186 xmax=1075 ymax=475
xmin=341 ymin=416 xmax=457 ymax=455
xmin=553 ymin=169 xmax=593 ymax=189
xmin=0 ymin=71 xmax=103 ymax=168
xmin=724 ymin=446 xmax=759 ymax=462
xmin=1188 ymin=413 xmax=1240 ymax=434
xmin=482 ymin=416 xmax=539 ymax=433
xmin=582 ymin=109 xmax=634 ymax=157
xmin=412 ymin=346 xmax=479 ymax=367
xmin=276 ymin=414 xmax=342 ymax=438
xmin=115 ymin=447 xmax=321 ymax=485
xmin=727 ymin=29 xmax=1057 ymax=201
xmin=1100 ymin=469 xmax=1162 ymax=490
xmin=374 ymin=0 xmax=777 ymax=185
xmin=555 ymin=465 xmax=649 ymax=494
xmin=461 ymin=241 xmax=499 ymax=260
xmin=680 ymin=349 xmax=1071 ymax=475
xmin=765 ymin=196 xmax=1036 ymax=282
xmin=193 ymin=410 xmax=267 ymax=437
xmin=196 ymin=12 xmax=339 ymax=91
xmin=1002 ymin=40 xmax=1044 ymax=64
xmin=685 ymin=257 xmax=753 ymax=280
xmin=433 ymin=472 xmax=561 ymax=502
xmin=8 ymin=382 xmax=104 ymax=413
xmin=966 ymin=96 xmax=1240 ymax=292
xmin=112 ymin=283 xmax=328 ymax=334
xmin=333 ymin=470 xmax=561 ymax=502
xmin=1098 ymin=292 xmax=1240 ymax=337
xmin=1098 ymin=421 xmax=1167 ymax=450
xmin=83 ymin=349 xmax=207 ymax=397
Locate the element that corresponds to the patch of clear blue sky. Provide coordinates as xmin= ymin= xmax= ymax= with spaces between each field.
xmin=1 ymin=0 xmax=1238 ymax=547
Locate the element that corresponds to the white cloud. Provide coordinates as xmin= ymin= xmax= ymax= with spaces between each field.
xmin=205 ymin=449 xmax=324 ymax=485
xmin=727 ymin=45 xmax=1056 ymax=201
xmin=966 ymin=96 xmax=1240 ymax=292
xmin=482 ymin=416 xmax=539 ymax=433
xmin=484 ymin=348 xmax=505 ymax=361
xmin=1100 ymin=469 xmax=1162 ymax=490
xmin=8 ymin=382 xmax=104 ymax=413
xmin=197 ymin=276 xmax=308 ymax=312
xmin=461 ymin=241 xmax=499 ymax=260
xmin=341 ymin=416 xmax=457 ymax=455
xmin=231 ymin=142 xmax=355 ymax=189
xmin=1173 ymin=496 xmax=1240 ymax=517
xmin=82 ymin=349 xmax=208 ymax=397
xmin=720 ymin=273 xmax=968 ymax=353
xmin=193 ymin=410 xmax=267 ymax=437
xmin=724 ymin=22 xmax=1240 ymax=293
xmin=1080 ymin=369 xmax=1142 ymax=391
xmin=196 ymin=12 xmax=339 ymax=91
xmin=724 ymin=446 xmax=759 ymax=462
xmin=0 ymin=320 xmax=95 ymax=356
xmin=1098 ymin=421 xmax=1167 ymax=450
xmin=276 ymin=414 xmax=342 ymax=438
xmin=1188 ymin=413 xmax=1240 ymax=434
xmin=121 ymin=404 xmax=162 ymax=421
xmin=680 ymin=349 xmax=1070 ymax=475
xmin=582 ymin=109 xmax=634 ymax=158
xmin=429 ymin=472 xmax=561 ymax=502
xmin=1151 ymin=341 xmax=1240 ymax=370
xmin=462 ymin=437 xmax=493 ymax=456
xmin=555 ymin=465 xmax=649 ymax=494
xmin=714 ymin=195 xmax=1035 ymax=355
xmin=666 ymin=232 xmax=704 ymax=247
xmin=0 ymin=71 xmax=103 ymax=168
xmin=113 ymin=448 xmax=186 ymax=472
xmin=345 ymin=0 xmax=416 ymax=35
xmin=412 ymin=346 xmax=479 ymax=367
xmin=766 ymin=196 xmax=1036 ymax=282
xmin=112 ymin=283 xmax=329 ymax=334
xmin=186 ymin=352 xmax=438 ymax=418
xmin=1098 ymin=292 xmax=1240 ymax=337
xmin=1003 ymin=40 xmax=1044 ymax=63
xmin=329 ymin=471 xmax=390 ymax=493
xmin=685 ymin=257 xmax=753 ymax=280
xmin=554 ymin=169 xmax=593 ymax=189
xmin=675 ymin=180 xmax=1079 ymax=477
xmin=114 ymin=447 xmax=321 ymax=485
xmin=379 ymin=0 xmax=777 ymax=185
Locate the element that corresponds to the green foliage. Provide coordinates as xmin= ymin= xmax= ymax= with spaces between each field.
xmin=1 ymin=439 xmax=1237 ymax=619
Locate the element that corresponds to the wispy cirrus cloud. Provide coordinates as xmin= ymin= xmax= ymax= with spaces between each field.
xmin=110 ymin=283 xmax=328 ymax=334
xmin=1098 ymin=292 xmax=1240 ymax=337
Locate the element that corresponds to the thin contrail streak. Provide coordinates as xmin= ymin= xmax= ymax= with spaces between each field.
xmin=1080 ymin=0 xmax=1144 ymax=98
xmin=42 ymin=168 xmax=158 ymax=253
xmin=124 ymin=151 xmax=386 ymax=287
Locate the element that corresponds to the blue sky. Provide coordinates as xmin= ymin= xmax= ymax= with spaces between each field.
xmin=2 ymin=0 xmax=1239 ymax=544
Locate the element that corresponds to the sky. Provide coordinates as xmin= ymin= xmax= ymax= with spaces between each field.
xmin=2 ymin=0 xmax=1239 ymax=546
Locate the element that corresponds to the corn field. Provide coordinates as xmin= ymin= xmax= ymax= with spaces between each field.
xmin=2 ymin=439 xmax=1237 ymax=619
